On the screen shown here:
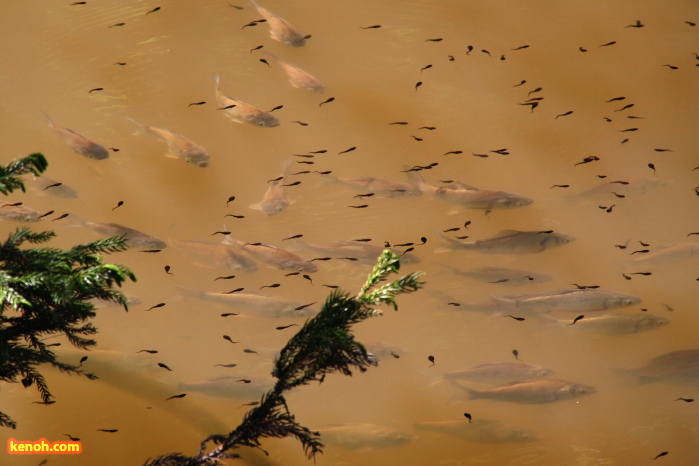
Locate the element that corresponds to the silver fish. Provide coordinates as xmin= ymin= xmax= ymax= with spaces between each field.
xmin=290 ymin=238 xmax=420 ymax=265
xmin=222 ymin=235 xmax=317 ymax=272
xmin=318 ymin=173 xmax=422 ymax=197
xmin=364 ymin=340 xmax=408 ymax=361
xmin=176 ymin=286 xmax=318 ymax=318
xmin=613 ymin=349 xmax=699 ymax=386
xmin=42 ymin=111 xmax=109 ymax=160
xmin=250 ymin=159 xmax=295 ymax=215
xmin=405 ymin=169 xmax=532 ymax=209
xmin=315 ymin=424 xmax=415 ymax=450
xmin=444 ymin=362 xmax=554 ymax=385
xmin=0 ymin=200 xmax=44 ymax=222
xmin=549 ymin=312 xmax=669 ymax=335
xmin=213 ymin=73 xmax=280 ymax=127
xmin=171 ymin=238 xmax=257 ymax=271
xmin=90 ymin=294 xmax=142 ymax=309
xmin=249 ymin=0 xmax=308 ymax=47
xmin=179 ymin=375 xmax=273 ymax=399
xmin=264 ymin=52 xmax=324 ymax=92
xmin=566 ymin=177 xmax=669 ymax=203
xmin=490 ymin=289 xmax=641 ymax=314
xmin=450 ymin=379 xmax=596 ymax=404
xmin=439 ymin=264 xmax=552 ymax=286
xmin=71 ymin=216 xmax=167 ymax=249
xmin=627 ymin=243 xmax=699 ymax=267
xmin=28 ymin=175 xmax=78 ymax=198
xmin=435 ymin=229 xmax=576 ymax=254
xmin=127 ymin=118 xmax=210 ymax=167
xmin=414 ymin=420 xmax=538 ymax=443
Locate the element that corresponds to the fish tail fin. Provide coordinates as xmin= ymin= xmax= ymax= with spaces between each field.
xmin=280 ymin=158 xmax=293 ymax=176
xmin=248 ymin=202 xmax=262 ymax=211
xmin=40 ymin=110 xmax=55 ymax=129
xmin=125 ymin=117 xmax=148 ymax=135
xmin=446 ymin=379 xmax=477 ymax=404
xmin=433 ymin=232 xmax=467 ymax=253
xmin=403 ymin=165 xmax=425 ymax=188
xmin=418 ymin=368 xmax=446 ymax=388
xmin=62 ymin=213 xmax=87 ymax=228
xmin=610 ymin=367 xmax=645 ymax=387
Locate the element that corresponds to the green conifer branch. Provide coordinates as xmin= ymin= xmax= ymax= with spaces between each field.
xmin=145 ymin=250 xmax=424 ymax=465
xmin=0 ymin=153 xmax=136 ymax=429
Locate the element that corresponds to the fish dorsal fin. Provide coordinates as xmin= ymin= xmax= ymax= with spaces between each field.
xmin=453 ymin=181 xmax=479 ymax=190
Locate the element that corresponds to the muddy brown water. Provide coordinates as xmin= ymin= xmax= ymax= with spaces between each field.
xmin=1 ymin=0 xmax=698 ymax=464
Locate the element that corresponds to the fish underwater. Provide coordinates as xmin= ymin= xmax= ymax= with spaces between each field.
xmin=176 ymin=286 xmax=318 ymax=318
xmin=414 ymin=419 xmax=538 ymax=443
xmin=435 ymin=229 xmax=576 ymax=254
xmin=314 ymin=423 xmax=415 ymax=450
xmin=443 ymin=362 xmax=555 ymax=385
xmin=42 ymin=111 xmax=109 ymax=160
xmin=250 ymin=159 xmax=296 ymax=215
xmin=222 ymin=234 xmax=317 ymax=272
xmin=438 ymin=264 xmax=552 ymax=286
xmin=612 ymin=349 xmax=699 ymax=386
xmin=70 ymin=215 xmax=167 ymax=249
xmin=405 ymin=169 xmax=532 ymax=210
xmin=213 ymin=73 xmax=280 ymax=127
xmin=126 ymin=118 xmax=210 ymax=167
xmin=488 ymin=289 xmax=642 ymax=314
xmin=625 ymin=243 xmax=699 ymax=268
xmin=317 ymin=172 xmax=422 ymax=198
xmin=27 ymin=175 xmax=78 ymax=198
xmin=179 ymin=375 xmax=274 ymax=399
xmin=170 ymin=238 xmax=258 ymax=271
xmin=249 ymin=0 xmax=309 ymax=47
xmin=264 ymin=52 xmax=324 ymax=92
xmin=545 ymin=312 xmax=670 ymax=336
xmin=565 ymin=177 xmax=669 ymax=203
xmin=450 ymin=379 xmax=596 ymax=404
xmin=0 ymin=200 xmax=44 ymax=222
xmin=290 ymin=238 xmax=420 ymax=265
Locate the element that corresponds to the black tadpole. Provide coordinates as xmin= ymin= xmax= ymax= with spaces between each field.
xmin=428 ymin=355 xmax=435 ymax=367
xmin=112 ymin=200 xmax=124 ymax=210
xmin=505 ymin=315 xmax=525 ymax=321
xmin=651 ymin=452 xmax=668 ymax=460
xmin=145 ymin=303 xmax=165 ymax=311
xmin=463 ymin=413 xmax=473 ymax=422
xmin=513 ymin=349 xmax=521 ymax=361
xmin=567 ymin=315 xmax=585 ymax=326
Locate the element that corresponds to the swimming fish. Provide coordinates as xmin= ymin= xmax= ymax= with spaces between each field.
xmin=613 ymin=349 xmax=699 ymax=386
xmin=179 ymin=375 xmax=273 ymax=398
xmin=70 ymin=215 xmax=167 ymax=249
xmin=0 ymin=201 xmax=44 ymax=222
xmin=290 ymin=238 xmax=420 ymax=265
xmin=170 ymin=238 xmax=258 ymax=271
xmin=250 ymin=159 xmax=295 ymax=215
xmin=213 ymin=73 xmax=280 ymax=127
xmin=264 ymin=52 xmax=325 ymax=92
xmin=176 ymin=286 xmax=318 ymax=318
xmin=249 ymin=0 xmax=308 ymax=47
xmin=315 ymin=424 xmax=415 ymax=450
xmin=414 ymin=419 xmax=538 ymax=443
xmin=546 ymin=312 xmax=669 ymax=335
xmin=405 ymin=169 xmax=532 ymax=209
xmin=443 ymin=362 xmax=554 ymax=385
xmin=222 ymin=235 xmax=317 ymax=272
xmin=317 ymin=173 xmax=422 ymax=197
xmin=126 ymin=118 xmax=210 ymax=167
xmin=42 ymin=111 xmax=109 ymax=160
xmin=435 ymin=229 xmax=576 ymax=254
xmin=450 ymin=379 xmax=596 ymax=404
xmin=27 ymin=175 xmax=78 ymax=198
xmin=438 ymin=264 xmax=552 ymax=286
xmin=626 ymin=243 xmax=699 ymax=268
xmin=489 ymin=289 xmax=641 ymax=314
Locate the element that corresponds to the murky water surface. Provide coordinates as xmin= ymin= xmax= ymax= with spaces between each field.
xmin=1 ymin=0 xmax=698 ymax=464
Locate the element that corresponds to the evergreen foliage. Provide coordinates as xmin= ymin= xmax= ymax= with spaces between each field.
xmin=145 ymin=250 xmax=424 ymax=465
xmin=0 ymin=153 xmax=135 ymax=429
